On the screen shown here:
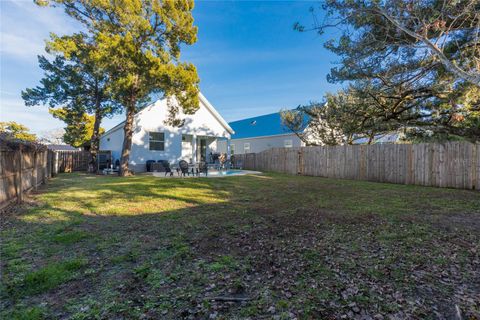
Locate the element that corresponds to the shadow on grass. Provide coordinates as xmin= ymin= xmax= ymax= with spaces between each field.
xmin=1 ymin=172 xmax=479 ymax=319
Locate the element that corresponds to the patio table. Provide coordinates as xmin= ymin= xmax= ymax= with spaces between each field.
xmin=150 ymin=162 xmax=163 ymax=172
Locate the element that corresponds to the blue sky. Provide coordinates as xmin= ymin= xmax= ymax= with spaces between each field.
xmin=0 ymin=0 xmax=341 ymax=135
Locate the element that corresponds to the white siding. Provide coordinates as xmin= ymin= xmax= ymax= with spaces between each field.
xmin=228 ymin=134 xmax=303 ymax=154
xmin=100 ymin=96 xmax=231 ymax=172
xmin=99 ymin=127 xmax=124 ymax=162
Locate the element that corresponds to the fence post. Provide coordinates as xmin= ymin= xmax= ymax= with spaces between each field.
xmin=33 ymin=151 xmax=38 ymax=191
xmin=54 ymin=151 xmax=59 ymax=175
xmin=47 ymin=150 xmax=51 ymax=178
xmin=42 ymin=151 xmax=47 ymax=184
xmin=16 ymin=148 xmax=23 ymax=204
xmin=298 ymin=148 xmax=304 ymax=175
xmin=473 ymin=143 xmax=478 ymax=190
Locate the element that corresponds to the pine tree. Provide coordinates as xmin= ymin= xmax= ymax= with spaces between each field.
xmin=22 ymin=34 xmax=120 ymax=170
xmin=39 ymin=0 xmax=200 ymax=175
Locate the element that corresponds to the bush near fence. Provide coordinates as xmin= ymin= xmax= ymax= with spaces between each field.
xmin=236 ymin=142 xmax=480 ymax=191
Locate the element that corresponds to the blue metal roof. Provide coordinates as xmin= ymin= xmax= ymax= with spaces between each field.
xmin=229 ymin=111 xmax=308 ymax=139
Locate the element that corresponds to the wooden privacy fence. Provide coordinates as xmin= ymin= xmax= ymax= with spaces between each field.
xmin=236 ymin=142 xmax=480 ymax=191
xmin=0 ymin=148 xmax=51 ymax=208
xmin=55 ymin=150 xmax=89 ymax=172
xmin=0 ymin=149 xmax=89 ymax=208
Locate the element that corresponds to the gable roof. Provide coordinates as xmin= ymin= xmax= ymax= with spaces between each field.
xmin=102 ymin=92 xmax=233 ymax=137
xmin=229 ymin=111 xmax=308 ymax=139
xmin=199 ymin=93 xmax=234 ymax=134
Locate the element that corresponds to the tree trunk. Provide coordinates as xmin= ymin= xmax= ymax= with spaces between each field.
xmin=367 ymin=132 xmax=375 ymax=145
xmin=346 ymin=134 xmax=354 ymax=145
xmin=120 ymin=100 xmax=136 ymax=176
xmin=89 ymin=107 xmax=102 ymax=173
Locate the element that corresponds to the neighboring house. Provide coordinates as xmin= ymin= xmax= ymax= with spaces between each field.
xmin=99 ymin=93 xmax=234 ymax=173
xmin=218 ymin=112 xmax=307 ymax=155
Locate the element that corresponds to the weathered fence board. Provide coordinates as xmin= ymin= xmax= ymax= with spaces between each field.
xmin=1 ymin=149 xmax=89 ymax=208
xmin=236 ymin=142 xmax=480 ymax=191
xmin=0 ymin=149 xmax=51 ymax=208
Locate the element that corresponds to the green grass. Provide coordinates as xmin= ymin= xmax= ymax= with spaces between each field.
xmin=52 ymin=230 xmax=89 ymax=244
xmin=207 ymin=255 xmax=239 ymax=272
xmin=22 ymin=258 xmax=88 ymax=296
xmin=1 ymin=172 xmax=479 ymax=319
xmin=10 ymin=306 xmax=45 ymax=320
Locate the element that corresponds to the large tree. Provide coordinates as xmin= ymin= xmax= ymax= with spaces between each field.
xmin=22 ymin=35 xmax=119 ymax=171
xmin=39 ymin=0 xmax=200 ymax=176
xmin=296 ymin=0 xmax=480 ymax=141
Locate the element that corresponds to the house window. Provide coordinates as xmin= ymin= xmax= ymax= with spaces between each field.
xmin=230 ymin=144 xmax=235 ymax=155
xmin=244 ymin=142 xmax=250 ymax=153
xmin=149 ymin=132 xmax=165 ymax=151
xmin=284 ymin=139 xmax=293 ymax=148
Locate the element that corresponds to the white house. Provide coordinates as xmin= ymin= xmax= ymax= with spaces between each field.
xmin=217 ymin=112 xmax=306 ymax=155
xmin=100 ymin=93 xmax=234 ymax=172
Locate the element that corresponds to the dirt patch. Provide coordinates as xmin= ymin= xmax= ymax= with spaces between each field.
xmin=423 ymin=212 xmax=480 ymax=231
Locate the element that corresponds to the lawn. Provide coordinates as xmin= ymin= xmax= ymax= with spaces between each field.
xmin=1 ymin=173 xmax=479 ymax=319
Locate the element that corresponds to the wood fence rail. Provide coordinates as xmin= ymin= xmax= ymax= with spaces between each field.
xmin=235 ymin=142 xmax=480 ymax=191
xmin=0 ymin=149 xmax=89 ymax=209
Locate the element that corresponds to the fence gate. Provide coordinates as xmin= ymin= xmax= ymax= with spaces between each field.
xmin=56 ymin=150 xmax=90 ymax=172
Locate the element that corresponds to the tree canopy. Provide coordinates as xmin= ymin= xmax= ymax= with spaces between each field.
xmin=49 ymin=107 xmax=104 ymax=148
xmin=0 ymin=122 xmax=37 ymax=142
xmin=295 ymin=0 xmax=480 ymax=142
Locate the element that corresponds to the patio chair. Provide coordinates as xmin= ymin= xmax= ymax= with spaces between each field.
xmin=146 ymin=160 xmax=156 ymax=172
xmin=199 ymin=161 xmax=208 ymax=176
xmin=159 ymin=160 xmax=173 ymax=176
xmin=230 ymin=155 xmax=243 ymax=170
xmin=179 ymin=160 xmax=189 ymax=176
xmin=113 ymin=159 xmax=120 ymax=173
